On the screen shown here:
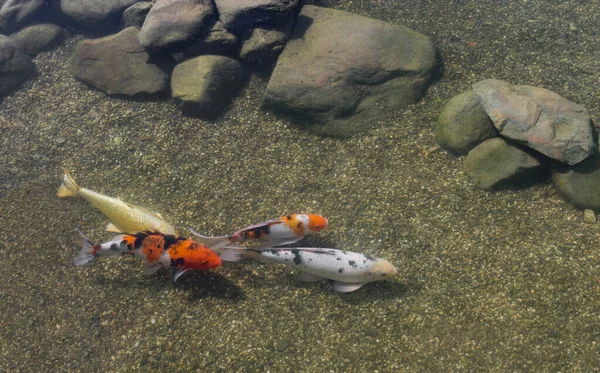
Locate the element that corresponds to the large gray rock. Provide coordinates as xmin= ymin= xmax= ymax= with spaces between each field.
xmin=9 ymin=23 xmax=64 ymax=57
xmin=464 ymin=137 xmax=544 ymax=190
xmin=551 ymin=154 xmax=600 ymax=210
xmin=170 ymin=55 xmax=245 ymax=118
xmin=52 ymin=0 xmax=139 ymax=32
xmin=436 ymin=89 xmax=497 ymax=155
xmin=123 ymin=1 xmax=152 ymax=28
xmin=262 ymin=5 xmax=437 ymax=137
xmin=139 ymin=0 xmax=214 ymax=51
xmin=214 ymin=0 xmax=298 ymax=30
xmin=70 ymin=27 xmax=173 ymax=96
xmin=0 ymin=0 xmax=44 ymax=33
xmin=0 ymin=34 xmax=35 ymax=96
xmin=472 ymin=79 xmax=594 ymax=165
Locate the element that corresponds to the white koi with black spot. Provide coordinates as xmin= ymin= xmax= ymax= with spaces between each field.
xmin=219 ymin=246 xmax=398 ymax=292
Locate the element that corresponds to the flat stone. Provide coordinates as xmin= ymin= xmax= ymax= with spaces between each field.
xmin=0 ymin=34 xmax=35 ymax=96
xmin=262 ymin=5 xmax=437 ymax=137
xmin=464 ymin=137 xmax=544 ymax=190
xmin=170 ymin=55 xmax=245 ymax=118
xmin=9 ymin=23 xmax=65 ymax=57
xmin=472 ymin=79 xmax=594 ymax=165
xmin=436 ymin=89 xmax=497 ymax=155
xmin=139 ymin=0 xmax=214 ymax=51
xmin=70 ymin=27 xmax=173 ymax=96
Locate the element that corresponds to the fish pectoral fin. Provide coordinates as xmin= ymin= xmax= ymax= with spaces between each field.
xmin=106 ymin=222 xmax=126 ymax=233
xmin=332 ymin=282 xmax=366 ymax=293
xmin=295 ymin=272 xmax=325 ymax=282
xmin=143 ymin=262 xmax=162 ymax=276
xmin=173 ymin=269 xmax=188 ymax=282
xmin=188 ymin=228 xmax=231 ymax=249
xmin=263 ymin=237 xmax=302 ymax=247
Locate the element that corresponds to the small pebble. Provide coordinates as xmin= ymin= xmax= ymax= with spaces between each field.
xmin=583 ymin=209 xmax=596 ymax=224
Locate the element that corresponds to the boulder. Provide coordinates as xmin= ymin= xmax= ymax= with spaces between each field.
xmin=0 ymin=34 xmax=35 ymax=96
xmin=170 ymin=55 xmax=245 ymax=118
xmin=9 ymin=23 xmax=64 ymax=57
xmin=464 ymin=137 xmax=545 ymax=190
xmin=435 ymin=89 xmax=497 ymax=155
xmin=551 ymin=154 xmax=600 ymax=210
xmin=0 ymin=0 xmax=44 ymax=33
xmin=139 ymin=0 xmax=214 ymax=51
xmin=70 ymin=27 xmax=174 ymax=96
xmin=472 ymin=79 xmax=594 ymax=165
xmin=214 ymin=0 xmax=298 ymax=30
xmin=262 ymin=5 xmax=437 ymax=137
xmin=52 ymin=0 xmax=139 ymax=32
xmin=123 ymin=1 xmax=152 ymax=28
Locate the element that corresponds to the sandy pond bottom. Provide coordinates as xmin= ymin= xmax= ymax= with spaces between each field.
xmin=1 ymin=0 xmax=599 ymax=371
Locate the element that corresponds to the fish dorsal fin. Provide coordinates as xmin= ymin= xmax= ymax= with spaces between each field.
xmin=173 ymin=269 xmax=188 ymax=282
xmin=295 ymin=272 xmax=325 ymax=282
xmin=333 ymin=282 xmax=366 ymax=293
xmin=143 ymin=262 xmax=162 ymax=276
xmin=236 ymin=219 xmax=283 ymax=234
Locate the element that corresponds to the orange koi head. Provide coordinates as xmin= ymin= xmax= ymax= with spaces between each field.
xmin=307 ymin=214 xmax=328 ymax=232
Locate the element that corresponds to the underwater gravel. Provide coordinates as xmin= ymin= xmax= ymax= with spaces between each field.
xmin=1 ymin=0 xmax=599 ymax=371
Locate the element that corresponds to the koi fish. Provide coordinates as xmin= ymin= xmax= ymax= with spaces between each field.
xmin=219 ymin=246 xmax=398 ymax=292
xmin=74 ymin=229 xmax=221 ymax=281
xmin=191 ymin=214 xmax=328 ymax=249
xmin=57 ymin=170 xmax=176 ymax=235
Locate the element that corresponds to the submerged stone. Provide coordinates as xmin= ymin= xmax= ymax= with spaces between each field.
xmin=551 ymin=153 xmax=600 ymax=211
xmin=262 ymin=5 xmax=437 ymax=137
xmin=472 ymin=79 xmax=594 ymax=165
xmin=139 ymin=0 xmax=214 ymax=51
xmin=0 ymin=34 xmax=35 ymax=96
xmin=436 ymin=89 xmax=497 ymax=156
xmin=9 ymin=23 xmax=65 ymax=57
xmin=464 ymin=137 xmax=544 ymax=190
xmin=70 ymin=27 xmax=173 ymax=96
xmin=170 ymin=55 xmax=245 ymax=118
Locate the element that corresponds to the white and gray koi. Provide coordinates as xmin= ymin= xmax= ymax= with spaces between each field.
xmin=219 ymin=246 xmax=398 ymax=292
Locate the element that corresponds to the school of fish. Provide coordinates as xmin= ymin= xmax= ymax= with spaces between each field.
xmin=58 ymin=170 xmax=398 ymax=292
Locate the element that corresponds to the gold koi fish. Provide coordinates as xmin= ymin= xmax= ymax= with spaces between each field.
xmin=57 ymin=170 xmax=176 ymax=235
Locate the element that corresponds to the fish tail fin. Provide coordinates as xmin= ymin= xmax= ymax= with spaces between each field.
xmin=57 ymin=170 xmax=81 ymax=198
xmin=188 ymin=228 xmax=231 ymax=249
xmin=73 ymin=228 xmax=98 ymax=266
xmin=218 ymin=246 xmax=263 ymax=263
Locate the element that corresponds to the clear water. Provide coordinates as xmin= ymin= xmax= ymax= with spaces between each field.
xmin=1 ymin=0 xmax=599 ymax=371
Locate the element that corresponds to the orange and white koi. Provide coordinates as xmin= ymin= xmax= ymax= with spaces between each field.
xmin=190 ymin=213 xmax=328 ymax=249
xmin=75 ymin=230 xmax=221 ymax=281
xmin=219 ymin=246 xmax=398 ymax=292
xmin=58 ymin=170 xmax=176 ymax=235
